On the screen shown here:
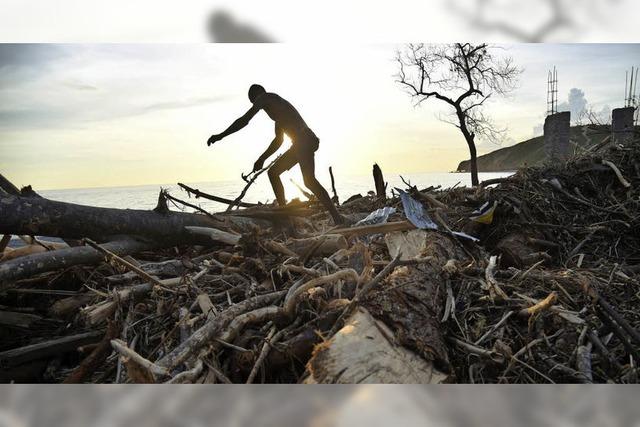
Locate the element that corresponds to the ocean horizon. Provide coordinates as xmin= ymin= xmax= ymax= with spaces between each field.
xmin=38 ymin=171 xmax=513 ymax=214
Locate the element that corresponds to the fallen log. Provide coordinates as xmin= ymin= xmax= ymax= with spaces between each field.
xmin=1 ymin=174 xmax=81 ymax=247
xmin=0 ymin=310 xmax=46 ymax=329
xmin=0 ymin=242 xmax=68 ymax=262
xmin=0 ymin=194 xmax=230 ymax=244
xmin=0 ymin=331 xmax=103 ymax=370
xmin=285 ymin=234 xmax=348 ymax=258
xmin=49 ymin=295 xmax=95 ymax=319
xmin=0 ymin=238 xmax=154 ymax=287
xmin=0 ymin=173 xmax=21 ymax=196
xmin=305 ymin=308 xmax=448 ymax=383
xmin=301 ymin=231 xmax=465 ymax=383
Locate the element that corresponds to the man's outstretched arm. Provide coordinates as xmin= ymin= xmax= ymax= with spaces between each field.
xmin=253 ymin=125 xmax=284 ymax=171
xmin=207 ymin=105 xmax=260 ymax=146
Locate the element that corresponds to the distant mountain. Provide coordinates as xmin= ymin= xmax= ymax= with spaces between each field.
xmin=456 ymin=125 xmax=613 ymax=172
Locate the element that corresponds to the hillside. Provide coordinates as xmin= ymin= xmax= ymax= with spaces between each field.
xmin=456 ymin=125 xmax=612 ymax=172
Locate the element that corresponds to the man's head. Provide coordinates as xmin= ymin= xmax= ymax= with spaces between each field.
xmin=248 ymin=84 xmax=266 ymax=103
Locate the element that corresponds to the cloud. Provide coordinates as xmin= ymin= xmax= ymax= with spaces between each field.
xmin=0 ymin=44 xmax=69 ymax=87
xmin=531 ymin=87 xmax=612 ymax=136
xmin=0 ymin=44 xmax=65 ymax=69
xmin=532 ymin=123 xmax=544 ymax=137
xmin=557 ymin=87 xmax=588 ymax=120
xmin=133 ymin=96 xmax=228 ymax=116
xmin=63 ymin=81 xmax=99 ymax=91
xmin=0 ymin=95 xmax=229 ymax=131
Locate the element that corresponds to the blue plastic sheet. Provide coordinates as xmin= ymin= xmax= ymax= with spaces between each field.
xmin=396 ymin=188 xmax=438 ymax=230
xmin=396 ymin=188 xmax=479 ymax=242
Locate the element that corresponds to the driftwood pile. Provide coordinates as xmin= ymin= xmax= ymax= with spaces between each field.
xmin=1 ymin=136 xmax=639 ymax=383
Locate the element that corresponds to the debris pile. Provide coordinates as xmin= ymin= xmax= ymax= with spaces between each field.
xmin=1 ymin=136 xmax=639 ymax=383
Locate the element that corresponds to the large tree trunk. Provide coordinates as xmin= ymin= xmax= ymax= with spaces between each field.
xmin=304 ymin=230 xmax=467 ymax=383
xmin=457 ymin=111 xmax=479 ymax=187
xmin=467 ymin=138 xmax=479 ymax=187
xmin=0 ymin=194 xmax=235 ymax=243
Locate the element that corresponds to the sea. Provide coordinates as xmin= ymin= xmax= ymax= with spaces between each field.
xmin=10 ymin=171 xmax=512 ymax=247
xmin=39 ymin=172 xmax=513 ymax=213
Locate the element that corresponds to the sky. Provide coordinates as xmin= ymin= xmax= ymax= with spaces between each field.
xmin=1 ymin=0 xmax=638 ymax=42
xmin=0 ymin=43 xmax=638 ymax=190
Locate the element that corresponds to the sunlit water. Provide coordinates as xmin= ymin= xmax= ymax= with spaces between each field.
xmin=6 ymin=172 xmax=512 ymax=247
xmin=39 ymin=172 xmax=513 ymax=213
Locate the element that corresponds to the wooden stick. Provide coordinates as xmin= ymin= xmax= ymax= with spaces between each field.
xmin=414 ymin=191 xmax=448 ymax=209
xmin=163 ymin=191 xmax=219 ymax=219
xmin=84 ymin=238 xmax=164 ymax=287
xmin=1 ymin=239 xmax=156 ymax=286
xmin=602 ymin=159 xmax=631 ymax=188
xmin=156 ymin=291 xmax=286 ymax=370
xmin=480 ymin=177 xmax=510 ymax=187
xmin=246 ymin=326 xmax=277 ymax=384
xmin=185 ymin=226 xmax=241 ymax=246
xmin=178 ymin=182 xmax=258 ymax=208
xmin=484 ymin=256 xmax=509 ymax=301
xmin=280 ymin=264 xmax=321 ymax=278
xmin=475 ymin=310 xmax=515 ymax=346
xmin=0 ymin=235 xmax=11 ymax=253
xmin=111 ymin=339 xmax=169 ymax=379
xmin=519 ymin=292 xmax=557 ymax=317
xmin=166 ymin=359 xmax=203 ymax=384
xmin=449 ymin=337 xmax=505 ymax=364
xmin=373 ymin=163 xmax=386 ymax=200
xmin=263 ymin=240 xmax=299 ymax=258
xmin=283 ymin=269 xmax=359 ymax=316
xmin=289 ymin=179 xmax=314 ymax=200
xmin=329 ymin=166 xmax=339 ymax=204
xmin=328 ymin=252 xmax=402 ymax=337
xmin=63 ymin=321 xmax=120 ymax=383
xmin=331 ymin=220 xmax=416 ymax=237
xmin=353 ymin=253 xmax=402 ymax=303
xmin=0 ymin=331 xmax=103 ymax=368
xmin=227 ymin=155 xmax=282 ymax=212
xmin=576 ymin=343 xmax=593 ymax=383
xmin=196 ymin=293 xmax=218 ymax=320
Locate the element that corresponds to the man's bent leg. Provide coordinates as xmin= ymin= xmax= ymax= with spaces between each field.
xmin=267 ymin=149 xmax=297 ymax=206
xmin=297 ymin=147 xmax=344 ymax=225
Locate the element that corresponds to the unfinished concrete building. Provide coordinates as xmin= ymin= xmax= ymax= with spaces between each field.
xmin=544 ymin=111 xmax=571 ymax=162
xmin=612 ymin=106 xmax=636 ymax=144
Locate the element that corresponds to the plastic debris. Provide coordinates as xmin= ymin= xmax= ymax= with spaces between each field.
xmin=451 ymin=231 xmax=480 ymax=242
xmin=396 ymin=188 xmax=438 ymax=230
xmin=470 ymin=200 xmax=498 ymax=225
xmin=397 ymin=188 xmax=479 ymax=242
xmin=355 ymin=207 xmax=396 ymax=227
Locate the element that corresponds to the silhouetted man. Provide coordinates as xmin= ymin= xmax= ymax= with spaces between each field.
xmin=207 ymin=84 xmax=344 ymax=225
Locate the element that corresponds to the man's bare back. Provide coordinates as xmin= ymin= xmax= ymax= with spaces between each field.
xmin=254 ymin=93 xmax=312 ymax=142
xmin=206 ymin=84 xmax=344 ymax=225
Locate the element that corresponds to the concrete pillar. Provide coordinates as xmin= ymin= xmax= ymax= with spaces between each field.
xmin=611 ymin=107 xmax=635 ymax=144
xmin=544 ymin=111 xmax=571 ymax=162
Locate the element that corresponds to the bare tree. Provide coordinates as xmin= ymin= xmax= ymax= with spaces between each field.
xmin=396 ymin=43 xmax=521 ymax=186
